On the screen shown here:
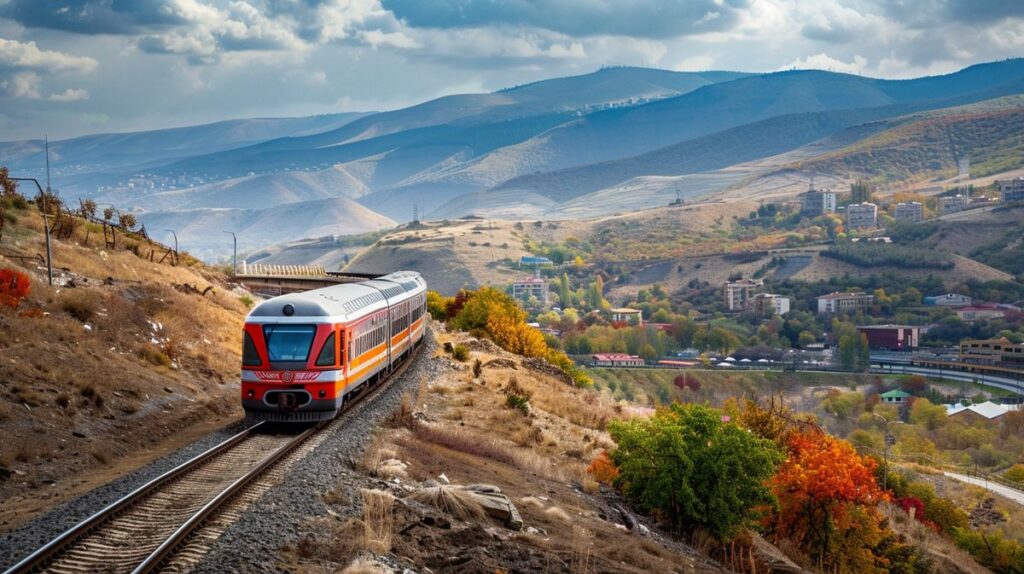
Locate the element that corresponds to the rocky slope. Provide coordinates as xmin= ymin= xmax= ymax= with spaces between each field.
xmin=0 ymin=203 xmax=250 ymax=531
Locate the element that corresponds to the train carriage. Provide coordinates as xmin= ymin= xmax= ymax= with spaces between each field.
xmin=240 ymin=271 xmax=427 ymax=422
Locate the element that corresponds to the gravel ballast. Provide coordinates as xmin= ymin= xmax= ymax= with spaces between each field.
xmin=0 ymin=329 xmax=438 ymax=572
xmin=191 ymin=329 xmax=440 ymax=572
xmin=0 ymin=420 xmax=247 ymax=569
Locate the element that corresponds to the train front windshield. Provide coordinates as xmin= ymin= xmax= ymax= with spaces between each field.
xmin=263 ymin=325 xmax=316 ymax=362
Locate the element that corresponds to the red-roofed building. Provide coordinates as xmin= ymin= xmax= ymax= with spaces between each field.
xmin=592 ymin=353 xmax=645 ymax=367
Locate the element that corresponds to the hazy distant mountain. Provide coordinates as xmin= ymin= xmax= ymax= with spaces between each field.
xmin=147 ymin=68 xmax=749 ymax=181
xmin=0 ymin=112 xmax=369 ymax=177
xmin=137 ymin=197 xmax=395 ymax=260
xmin=96 ymin=164 xmax=373 ymax=212
xmin=467 ymin=59 xmax=1024 ymax=183
xmin=14 ymin=59 xmax=1024 ymax=260
xmin=108 ymin=67 xmax=752 ymax=224
xmin=486 ymin=86 xmax=1024 ymax=206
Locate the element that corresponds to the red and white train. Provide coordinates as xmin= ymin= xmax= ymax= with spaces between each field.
xmin=240 ymin=271 xmax=427 ymax=422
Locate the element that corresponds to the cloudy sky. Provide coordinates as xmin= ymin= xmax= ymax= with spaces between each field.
xmin=1 ymin=0 xmax=1023 ymax=140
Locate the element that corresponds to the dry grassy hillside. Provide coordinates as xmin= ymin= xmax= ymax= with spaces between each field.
xmin=607 ymin=245 xmax=1010 ymax=302
xmin=287 ymin=327 xmax=732 ymax=573
xmin=344 ymin=197 xmax=1015 ymax=300
xmin=0 ymin=206 xmax=249 ymax=530
xmin=344 ymin=218 xmax=588 ymax=294
xmin=344 ymin=202 xmax=755 ymax=295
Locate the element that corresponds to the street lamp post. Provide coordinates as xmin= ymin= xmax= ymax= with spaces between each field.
xmin=223 ymin=231 xmax=237 ymax=274
xmin=164 ymin=229 xmax=178 ymax=264
xmin=872 ymin=411 xmax=894 ymax=492
xmin=11 ymin=177 xmax=53 ymax=286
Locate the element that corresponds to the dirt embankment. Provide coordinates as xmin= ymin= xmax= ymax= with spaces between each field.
xmin=282 ymin=328 xmax=733 ymax=573
xmin=0 ymin=208 xmax=249 ymax=531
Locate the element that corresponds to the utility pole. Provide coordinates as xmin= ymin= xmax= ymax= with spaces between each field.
xmin=165 ymin=229 xmax=178 ymax=264
xmin=11 ymin=177 xmax=53 ymax=286
xmin=872 ymin=411 xmax=894 ymax=492
xmin=223 ymin=231 xmax=237 ymax=274
xmin=45 ymin=136 xmax=51 ymax=194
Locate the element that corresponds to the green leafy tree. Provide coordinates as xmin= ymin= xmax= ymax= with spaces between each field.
xmin=798 ymin=330 xmax=817 ymax=348
xmin=608 ymin=403 xmax=782 ymax=540
xmin=426 ymin=290 xmax=451 ymax=321
xmin=705 ymin=326 xmax=743 ymax=355
xmin=639 ymin=343 xmax=658 ymax=362
xmin=0 ymin=167 xmax=17 ymax=197
xmin=908 ymin=398 xmax=947 ymax=431
xmin=850 ymin=179 xmax=876 ymax=204
xmin=558 ymin=273 xmax=572 ymax=308
xmin=835 ymin=321 xmax=870 ymax=371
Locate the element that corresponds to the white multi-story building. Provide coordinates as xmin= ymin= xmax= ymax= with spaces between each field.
xmin=998 ymin=177 xmax=1024 ymax=203
xmin=511 ymin=277 xmax=548 ymax=306
xmin=817 ymin=292 xmax=874 ymax=315
xmin=800 ymin=188 xmax=838 ymax=216
xmin=894 ymin=201 xmax=923 ymax=222
xmin=751 ymin=293 xmax=791 ymax=317
xmin=845 ymin=202 xmax=878 ymax=229
xmin=724 ymin=279 xmax=763 ymax=311
xmin=939 ymin=195 xmax=969 ymax=214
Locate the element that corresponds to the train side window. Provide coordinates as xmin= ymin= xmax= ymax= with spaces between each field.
xmin=315 ymin=333 xmax=336 ymax=367
xmin=243 ymin=331 xmax=262 ymax=366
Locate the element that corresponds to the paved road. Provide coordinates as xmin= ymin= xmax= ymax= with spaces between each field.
xmin=943 ymin=471 xmax=1024 ymax=506
xmin=872 ymin=363 xmax=1023 ymax=396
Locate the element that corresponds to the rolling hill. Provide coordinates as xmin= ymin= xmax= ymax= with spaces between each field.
xmin=11 ymin=59 xmax=1024 ymax=260
xmin=0 ymin=113 xmax=369 ymax=177
xmin=459 ymin=60 xmax=1024 ymax=183
xmin=166 ymin=68 xmax=748 ymax=157
xmin=125 ymin=59 xmax=1024 ymax=231
xmin=137 ymin=197 xmax=395 ymax=260
xmin=779 ymin=97 xmax=1024 ymax=182
xmin=464 ymin=92 xmax=1024 ymax=220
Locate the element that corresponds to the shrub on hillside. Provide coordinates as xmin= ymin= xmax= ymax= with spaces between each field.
xmin=502 ymin=376 xmax=531 ymax=415
xmin=426 ymin=291 xmax=451 ymax=321
xmin=823 ymin=242 xmax=954 ymax=270
xmin=1004 ymin=463 xmax=1024 ymax=484
xmin=608 ymin=403 xmax=781 ymax=540
xmin=61 ymin=290 xmax=99 ymax=322
xmin=451 ymin=344 xmax=469 ymax=362
xmin=139 ymin=343 xmax=172 ymax=367
xmin=586 ymin=450 xmax=619 ymax=484
xmin=953 ymin=527 xmax=1024 ymax=572
xmin=0 ymin=268 xmax=30 ymax=308
xmin=435 ymin=287 xmax=592 ymax=386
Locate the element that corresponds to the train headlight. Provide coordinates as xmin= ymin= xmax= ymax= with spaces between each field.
xmin=318 ymin=390 xmax=326 ymax=398
xmin=247 ymin=389 xmax=255 ymax=397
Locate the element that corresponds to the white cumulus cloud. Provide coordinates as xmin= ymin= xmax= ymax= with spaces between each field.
xmin=0 ymin=38 xmax=98 ymax=73
xmin=49 ymin=88 xmax=90 ymax=102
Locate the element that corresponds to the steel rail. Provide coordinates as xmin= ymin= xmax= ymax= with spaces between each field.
xmin=132 ymin=421 xmax=324 ymax=573
xmin=2 ymin=422 xmax=265 ymax=574
xmin=5 ymin=334 xmax=426 ymax=574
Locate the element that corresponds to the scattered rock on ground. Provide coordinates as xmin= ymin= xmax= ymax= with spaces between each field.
xmin=482 ymin=358 xmax=517 ymax=370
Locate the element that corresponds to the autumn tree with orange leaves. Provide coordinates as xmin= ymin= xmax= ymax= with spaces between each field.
xmin=440 ymin=287 xmax=592 ymax=386
xmin=767 ymin=431 xmax=891 ymax=573
xmin=0 ymin=268 xmax=30 ymax=308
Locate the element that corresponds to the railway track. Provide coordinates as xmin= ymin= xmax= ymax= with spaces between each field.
xmin=3 ymin=422 xmax=318 ymax=574
xmin=5 ymin=342 xmax=425 ymax=574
